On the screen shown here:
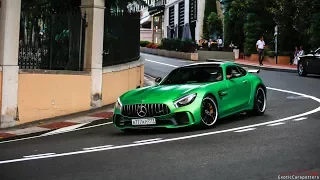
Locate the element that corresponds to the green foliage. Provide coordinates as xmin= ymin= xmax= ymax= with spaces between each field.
xmin=180 ymin=39 xmax=197 ymax=53
xmin=160 ymin=38 xmax=196 ymax=53
xmin=308 ymin=13 xmax=320 ymax=49
xmin=140 ymin=41 xmax=151 ymax=47
xmin=243 ymin=13 xmax=263 ymax=55
xmin=223 ymin=0 xmax=248 ymax=52
xmin=206 ymin=12 xmax=223 ymax=39
xmin=202 ymin=0 xmax=218 ymax=39
xmin=266 ymin=51 xmax=275 ymax=57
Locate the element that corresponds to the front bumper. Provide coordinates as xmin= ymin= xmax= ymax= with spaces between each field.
xmin=113 ymin=111 xmax=196 ymax=129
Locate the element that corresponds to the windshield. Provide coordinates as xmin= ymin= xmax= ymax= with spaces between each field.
xmin=160 ymin=66 xmax=223 ymax=85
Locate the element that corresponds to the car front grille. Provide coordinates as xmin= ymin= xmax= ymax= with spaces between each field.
xmin=121 ymin=104 xmax=171 ymax=117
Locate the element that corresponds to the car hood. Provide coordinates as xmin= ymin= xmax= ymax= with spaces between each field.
xmin=120 ymin=84 xmax=204 ymax=104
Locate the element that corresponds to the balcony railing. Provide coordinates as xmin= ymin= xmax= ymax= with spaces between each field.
xmin=155 ymin=0 xmax=166 ymax=6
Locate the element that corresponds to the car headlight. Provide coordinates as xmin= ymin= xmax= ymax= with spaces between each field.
xmin=174 ymin=93 xmax=197 ymax=108
xmin=115 ymin=98 xmax=122 ymax=109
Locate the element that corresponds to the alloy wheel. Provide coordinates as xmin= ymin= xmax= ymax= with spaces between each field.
xmin=201 ymin=97 xmax=218 ymax=126
xmin=298 ymin=63 xmax=304 ymax=75
xmin=256 ymin=88 xmax=266 ymax=113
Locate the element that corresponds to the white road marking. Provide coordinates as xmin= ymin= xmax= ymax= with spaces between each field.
xmin=145 ymin=59 xmax=178 ymax=68
xmin=267 ymin=122 xmax=286 ymax=126
xmin=234 ymin=128 xmax=256 ymax=132
xmin=293 ymin=117 xmax=308 ymax=121
xmin=23 ymin=153 xmax=56 ymax=158
xmin=65 ymin=116 xmax=102 ymax=124
xmin=1 ymin=85 xmax=319 ymax=165
xmin=0 ymin=122 xmax=113 ymax=144
xmin=134 ymin=138 xmax=163 ymax=144
xmin=40 ymin=123 xmax=90 ymax=136
xmin=83 ymin=145 xmax=113 ymax=151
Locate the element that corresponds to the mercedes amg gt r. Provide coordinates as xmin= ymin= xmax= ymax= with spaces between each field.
xmin=113 ymin=62 xmax=267 ymax=131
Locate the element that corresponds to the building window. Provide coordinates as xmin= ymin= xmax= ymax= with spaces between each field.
xmin=178 ymin=1 xmax=185 ymax=38
xmin=168 ymin=6 xmax=175 ymax=38
xmin=189 ymin=0 xmax=197 ymax=23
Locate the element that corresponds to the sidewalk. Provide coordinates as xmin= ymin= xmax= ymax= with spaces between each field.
xmin=0 ymin=104 xmax=115 ymax=140
xmin=208 ymin=58 xmax=297 ymax=73
xmin=0 ymin=77 xmax=156 ymax=140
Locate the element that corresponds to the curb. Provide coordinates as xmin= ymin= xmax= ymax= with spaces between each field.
xmin=0 ymin=77 xmax=156 ymax=141
xmin=206 ymin=59 xmax=297 ymax=73
xmin=0 ymin=108 xmax=115 ymax=141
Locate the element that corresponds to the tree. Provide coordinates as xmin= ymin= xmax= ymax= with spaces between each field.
xmin=206 ymin=12 xmax=223 ymax=39
xmin=202 ymin=0 xmax=218 ymax=39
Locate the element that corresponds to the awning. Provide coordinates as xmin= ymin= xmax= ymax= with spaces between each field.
xmin=148 ymin=5 xmax=165 ymax=16
xmin=140 ymin=15 xmax=151 ymax=25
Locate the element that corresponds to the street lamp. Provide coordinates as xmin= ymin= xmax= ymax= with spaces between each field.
xmin=274 ymin=25 xmax=278 ymax=64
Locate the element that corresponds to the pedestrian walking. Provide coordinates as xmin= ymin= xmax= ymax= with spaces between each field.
xmin=293 ymin=47 xmax=299 ymax=65
xmin=256 ymin=36 xmax=266 ymax=66
xmin=299 ymin=46 xmax=304 ymax=56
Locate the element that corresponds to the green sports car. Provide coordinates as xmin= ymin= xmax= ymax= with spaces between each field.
xmin=113 ymin=61 xmax=267 ymax=131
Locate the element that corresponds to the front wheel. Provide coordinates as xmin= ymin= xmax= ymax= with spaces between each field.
xmin=247 ymin=86 xmax=267 ymax=116
xmin=298 ymin=61 xmax=307 ymax=76
xmin=200 ymin=95 xmax=219 ymax=128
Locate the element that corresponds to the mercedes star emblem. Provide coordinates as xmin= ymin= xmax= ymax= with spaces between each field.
xmin=137 ymin=105 xmax=147 ymax=117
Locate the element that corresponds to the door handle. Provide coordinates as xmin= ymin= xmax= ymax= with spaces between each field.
xmin=243 ymin=80 xmax=248 ymax=83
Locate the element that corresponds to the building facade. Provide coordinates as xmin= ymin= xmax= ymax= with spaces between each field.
xmin=0 ymin=0 xmax=144 ymax=128
xmin=164 ymin=0 xmax=205 ymax=42
xmin=128 ymin=0 xmax=166 ymax=43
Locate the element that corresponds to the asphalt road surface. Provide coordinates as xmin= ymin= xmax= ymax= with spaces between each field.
xmin=0 ymin=53 xmax=320 ymax=180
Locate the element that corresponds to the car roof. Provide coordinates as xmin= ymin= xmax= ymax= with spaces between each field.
xmin=181 ymin=61 xmax=235 ymax=68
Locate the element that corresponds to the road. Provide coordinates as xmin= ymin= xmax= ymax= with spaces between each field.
xmin=0 ymin=53 xmax=320 ymax=180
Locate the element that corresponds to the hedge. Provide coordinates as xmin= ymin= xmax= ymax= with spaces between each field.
xmin=142 ymin=38 xmax=196 ymax=53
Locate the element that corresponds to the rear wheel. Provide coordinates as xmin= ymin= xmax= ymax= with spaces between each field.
xmin=298 ymin=60 xmax=307 ymax=76
xmin=200 ymin=95 xmax=218 ymax=127
xmin=246 ymin=86 xmax=267 ymax=116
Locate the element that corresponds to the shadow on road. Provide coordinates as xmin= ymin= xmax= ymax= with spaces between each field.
xmin=110 ymin=112 xmax=268 ymax=136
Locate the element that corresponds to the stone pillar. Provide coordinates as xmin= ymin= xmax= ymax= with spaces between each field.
xmin=196 ymin=0 xmax=206 ymax=41
xmin=184 ymin=0 xmax=190 ymax=24
xmin=80 ymin=0 xmax=105 ymax=108
xmin=163 ymin=7 xmax=169 ymax=38
xmin=151 ymin=15 xmax=154 ymax=43
xmin=0 ymin=0 xmax=21 ymax=128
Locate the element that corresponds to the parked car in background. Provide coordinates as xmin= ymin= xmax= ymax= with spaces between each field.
xmin=298 ymin=47 xmax=320 ymax=76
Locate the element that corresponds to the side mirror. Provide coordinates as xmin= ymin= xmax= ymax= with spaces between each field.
xmin=155 ymin=77 xmax=162 ymax=83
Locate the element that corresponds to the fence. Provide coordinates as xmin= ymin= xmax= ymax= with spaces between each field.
xmin=18 ymin=8 xmax=86 ymax=71
xmin=103 ymin=11 xmax=140 ymax=67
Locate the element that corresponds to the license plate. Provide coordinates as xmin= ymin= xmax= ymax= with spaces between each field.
xmin=132 ymin=118 xmax=156 ymax=126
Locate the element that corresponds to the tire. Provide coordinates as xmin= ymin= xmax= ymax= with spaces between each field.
xmin=200 ymin=95 xmax=219 ymax=128
xmin=298 ymin=60 xmax=307 ymax=76
xmin=246 ymin=86 xmax=267 ymax=116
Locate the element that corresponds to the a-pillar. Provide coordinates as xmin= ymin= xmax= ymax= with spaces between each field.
xmin=80 ymin=0 xmax=105 ymax=108
xmin=0 ymin=0 xmax=21 ymax=128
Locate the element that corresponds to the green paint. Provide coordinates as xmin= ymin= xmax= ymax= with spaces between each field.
xmin=113 ymin=62 xmax=266 ymax=130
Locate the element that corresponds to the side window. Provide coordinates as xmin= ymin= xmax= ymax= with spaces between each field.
xmin=226 ymin=65 xmax=241 ymax=79
xmin=236 ymin=66 xmax=247 ymax=76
